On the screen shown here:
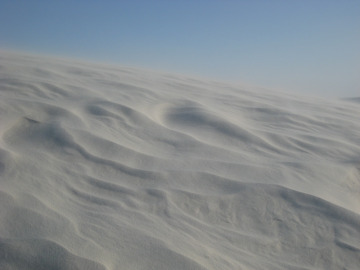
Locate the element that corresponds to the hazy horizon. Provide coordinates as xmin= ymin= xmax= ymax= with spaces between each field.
xmin=1 ymin=1 xmax=359 ymax=97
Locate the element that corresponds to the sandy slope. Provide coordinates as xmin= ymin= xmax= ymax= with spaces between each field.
xmin=0 ymin=51 xmax=359 ymax=270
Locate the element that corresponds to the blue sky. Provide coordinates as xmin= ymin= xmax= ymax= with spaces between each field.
xmin=0 ymin=1 xmax=359 ymax=97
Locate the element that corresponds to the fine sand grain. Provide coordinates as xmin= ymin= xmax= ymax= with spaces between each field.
xmin=0 ymin=51 xmax=359 ymax=269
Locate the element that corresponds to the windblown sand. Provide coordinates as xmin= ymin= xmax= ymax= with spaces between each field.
xmin=0 ymin=51 xmax=359 ymax=270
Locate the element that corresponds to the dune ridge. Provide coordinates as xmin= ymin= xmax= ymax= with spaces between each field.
xmin=0 ymin=51 xmax=359 ymax=269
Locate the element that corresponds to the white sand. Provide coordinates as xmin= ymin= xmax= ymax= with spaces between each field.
xmin=0 ymin=51 xmax=359 ymax=270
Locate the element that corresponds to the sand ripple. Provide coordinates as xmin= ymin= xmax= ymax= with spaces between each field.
xmin=1 ymin=51 xmax=360 ymax=269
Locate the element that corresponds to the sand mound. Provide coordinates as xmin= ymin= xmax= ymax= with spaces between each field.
xmin=0 ymin=51 xmax=359 ymax=269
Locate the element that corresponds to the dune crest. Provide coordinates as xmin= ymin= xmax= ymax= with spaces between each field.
xmin=0 ymin=51 xmax=359 ymax=269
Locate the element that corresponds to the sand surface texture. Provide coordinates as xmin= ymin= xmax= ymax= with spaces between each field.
xmin=0 ymin=52 xmax=360 ymax=269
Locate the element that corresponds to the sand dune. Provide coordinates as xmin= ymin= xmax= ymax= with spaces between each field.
xmin=0 ymin=51 xmax=359 ymax=269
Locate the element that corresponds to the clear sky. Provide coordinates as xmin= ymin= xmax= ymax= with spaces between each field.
xmin=0 ymin=1 xmax=359 ymax=97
